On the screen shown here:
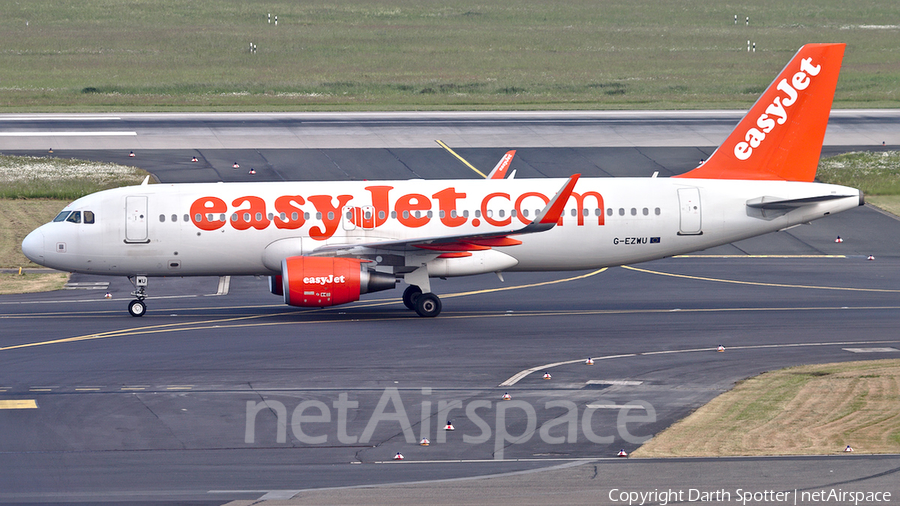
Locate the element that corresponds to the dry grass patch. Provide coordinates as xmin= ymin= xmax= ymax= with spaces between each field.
xmin=866 ymin=196 xmax=900 ymax=217
xmin=0 ymin=272 xmax=69 ymax=294
xmin=633 ymin=359 xmax=900 ymax=457
xmin=0 ymin=198 xmax=70 ymax=268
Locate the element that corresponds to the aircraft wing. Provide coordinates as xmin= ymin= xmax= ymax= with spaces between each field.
xmin=310 ymin=174 xmax=580 ymax=255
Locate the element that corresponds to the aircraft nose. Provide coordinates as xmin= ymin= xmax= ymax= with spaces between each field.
xmin=21 ymin=228 xmax=45 ymax=264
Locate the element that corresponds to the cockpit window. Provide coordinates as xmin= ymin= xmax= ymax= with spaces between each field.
xmin=53 ymin=211 xmax=70 ymax=222
xmin=84 ymin=211 xmax=95 ymax=224
xmin=65 ymin=211 xmax=82 ymax=224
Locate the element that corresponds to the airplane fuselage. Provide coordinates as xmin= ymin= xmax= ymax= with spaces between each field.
xmin=19 ymin=44 xmax=859 ymax=317
xmin=23 ymin=177 xmax=862 ymax=277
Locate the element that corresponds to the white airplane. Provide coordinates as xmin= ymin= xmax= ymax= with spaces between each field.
xmin=22 ymin=43 xmax=861 ymax=318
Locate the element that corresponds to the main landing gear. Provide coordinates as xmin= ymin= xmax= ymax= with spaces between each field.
xmin=402 ymin=285 xmax=442 ymax=318
xmin=127 ymin=275 xmax=148 ymax=317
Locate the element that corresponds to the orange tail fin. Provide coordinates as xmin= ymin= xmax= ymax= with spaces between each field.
xmin=675 ymin=43 xmax=845 ymax=182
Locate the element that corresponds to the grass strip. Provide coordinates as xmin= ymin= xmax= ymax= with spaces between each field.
xmin=632 ymin=358 xmax=900 ymax=457
xmin=0 ymin=155 xmax=149 ymax=199
xmin=816 ymin=151 xmax=900 ymax=195
xmin=1 ymin=0 xmax=899 ymax=111
xmin=0 ymin=272 xmax=69 ymax=294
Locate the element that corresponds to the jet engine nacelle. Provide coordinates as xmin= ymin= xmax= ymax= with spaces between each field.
xmin=280 ymin=256 xmax=396 ymax=307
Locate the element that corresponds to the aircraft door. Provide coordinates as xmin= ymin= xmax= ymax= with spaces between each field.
xmin=677 ymin=188 xmax=702 ymax=235
xmin=125 ymin=196 xmax=149 ymax=243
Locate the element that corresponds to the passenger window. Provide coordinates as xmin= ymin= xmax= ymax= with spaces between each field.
xmin=643 ymin=208 xmax=649 ymax=216
xmin=84 ymin=211 xmax=95 ymax=224
xmin=183 ymin=214 xmax=189 ymax=222
xmin=159 ymin=214 xmax=166 ymax=223
xmin=171 ymin=214 xmax=177 ymax=223
xmin=655 ymin=207 xmax=661 ymax=215
xmin=65 ymin=211 xmax=82 ymax=223
xmin=53 ymin=211 xmax=70 ymax=222
xmin=607 ymin=208 xmax=613 ymax=216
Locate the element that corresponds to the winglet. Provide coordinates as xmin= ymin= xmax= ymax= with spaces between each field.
xmin=675 ymin=43 xmax=845 ymax=182
xmin=488 ymin=150 xmax=516 ymax=179
xmin=519 ymin=174 xmax=580 ymax=233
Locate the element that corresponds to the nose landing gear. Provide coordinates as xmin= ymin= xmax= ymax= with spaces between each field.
xmin=128 ymin=275 xmax=148 ymax=317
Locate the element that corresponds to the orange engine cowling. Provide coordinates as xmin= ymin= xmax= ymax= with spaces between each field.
xmin=280 ymin=256 xmax=396 ymax=307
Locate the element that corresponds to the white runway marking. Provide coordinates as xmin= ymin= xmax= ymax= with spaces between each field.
xmin=501 ymin=339 xmax=900 ymax=386
xmin=0 ymin=131 xmax=136 ymax=136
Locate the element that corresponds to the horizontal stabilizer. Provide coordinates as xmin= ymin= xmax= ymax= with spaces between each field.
xmin=746 ymin=193 xmax=859 ymax=210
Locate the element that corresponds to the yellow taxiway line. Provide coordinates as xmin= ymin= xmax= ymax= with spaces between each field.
xmin=0 ymin=399 xmax=38 ymax=409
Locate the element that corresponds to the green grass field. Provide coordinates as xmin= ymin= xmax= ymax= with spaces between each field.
xmin=1 ymin=0 xmax=898 ymax=111
xmin=817 ymin=151 xmax=900 ymax=194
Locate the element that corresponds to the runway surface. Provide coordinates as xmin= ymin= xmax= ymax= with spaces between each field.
xmin=1 ymin=112 xmax=899 ymax=504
